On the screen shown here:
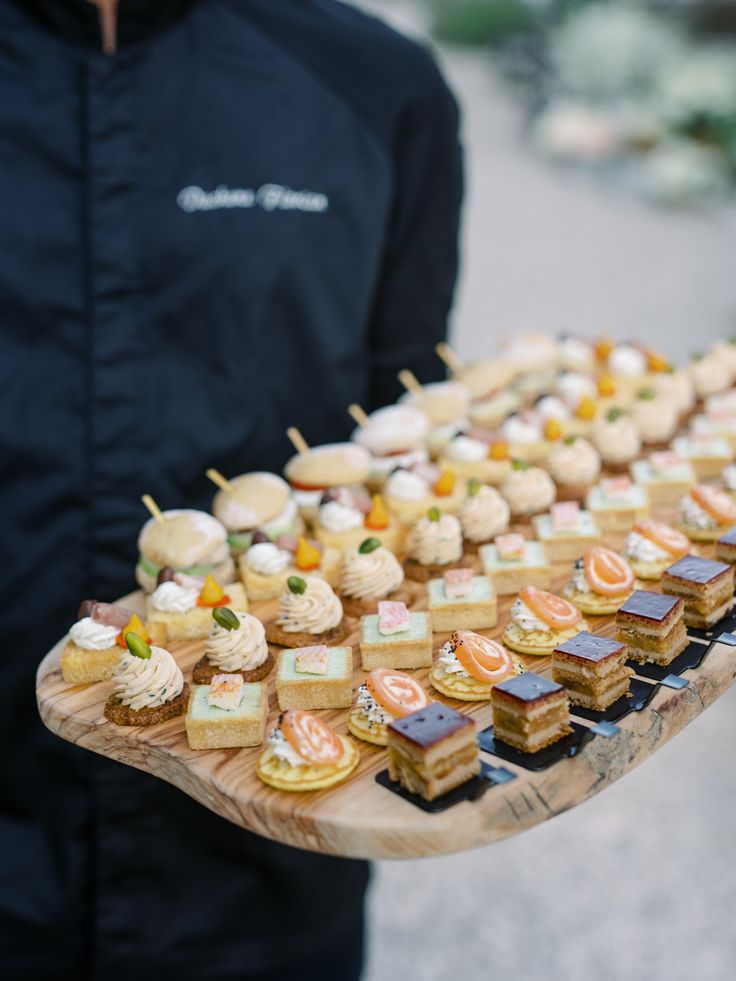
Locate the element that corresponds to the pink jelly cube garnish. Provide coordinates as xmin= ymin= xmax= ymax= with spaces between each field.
xmin=650 ymin=451 xmax=683 ymax=474
xmin=602 ymin=476 xmax=631 ymax=495
xmin=496 ymin=533 xmax=525 ymax=560
xmin=443 ymin=568 xmax=473 ymax=599
xmin=378 ymin=600 xmax=410 ymax=636
xmin=294 ymin=645 xmax=329 ymax=675
xmin=551 ymin=501 xmax=580 ymax=532
xmin=208 ymin=673 xmax=245 ymax=711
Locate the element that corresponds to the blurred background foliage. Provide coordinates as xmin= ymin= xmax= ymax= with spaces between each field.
xmin=420 ymin=0 xmax=736 ymax=205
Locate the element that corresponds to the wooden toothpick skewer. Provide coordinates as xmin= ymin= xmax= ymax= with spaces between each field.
xmin=141 ymin=494 xmax=165 ymax=525
xmin=286 ymin=427 xmax=310 ymax=456
xmin=435 ymin=342 xmax=465 ymax=376
xmin=348 ymin=404 xmax=370 ymax=428
xmin=398 ymin=369 xmax=423 ymax=397
xmin=206 ymin=468 xmax=234 ymax=493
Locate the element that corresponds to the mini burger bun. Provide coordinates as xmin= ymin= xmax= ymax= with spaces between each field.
xmin=136 ymin=509 xmax=234 ymax=593
xmin=398 ymin=380 xmax=471 ymax=426
xmin=351 ymin=405 xmax=429 ymax=456
xmin=212 ymin=472 xmax=292 ymax=532
xmin=284 ymin=442 xmax=371 ymax=489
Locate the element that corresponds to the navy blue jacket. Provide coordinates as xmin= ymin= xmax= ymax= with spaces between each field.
xmin=0 ymin=1 xmax=462 ymax=977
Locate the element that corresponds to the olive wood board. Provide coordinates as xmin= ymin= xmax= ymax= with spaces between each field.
xmin=36 ymin=534 xmax=736 ymax=860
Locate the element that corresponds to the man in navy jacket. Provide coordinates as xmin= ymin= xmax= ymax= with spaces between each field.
xmin=0 ymin=1 xmax=463 ymax=977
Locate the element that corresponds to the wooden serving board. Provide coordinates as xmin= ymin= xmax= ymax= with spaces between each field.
xmin=36 ymin=525 xmax=736 ymax=860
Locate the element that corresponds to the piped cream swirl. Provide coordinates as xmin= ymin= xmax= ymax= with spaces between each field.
xmin=340 ymin=546 xmax=404 ymax=600
xmin=458 ymin=485 xmax=510 ymax=543
xmin=205 ymin=612 xmax=268 ymax=672
xmin=407 ymin=514 xmax=463 ymax=566
xmin=112 ymin=646 xmax=184 ymax=711
xmin=276 ymin=576 xmax=343 ymax=633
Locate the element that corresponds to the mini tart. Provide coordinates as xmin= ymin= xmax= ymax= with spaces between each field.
xmin=561 ymin=583 xmax=633 ymax=616
xmin=104 ymin=683 xmax=190 ymax=727
xmin=256 ymin=734 xmax=359 ymax=791
xmin=403 ymin=556 xmax=469 ymax=584
xmin=264 ymin=618 xmax=350 ymax=649
xmin=340 ymin=584 xmax=414 ymax=619
xmin=501 ymin=621 xmax=586 ymax=658
xmin=191 ymin=651 xmax=274 ymax=685
xmin=677 ymin=521 xmax=727 ymax=544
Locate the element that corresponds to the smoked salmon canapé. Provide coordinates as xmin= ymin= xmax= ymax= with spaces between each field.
xmin=502 ymin=586 xmax=587 ymax=657
xmin=679 ymin=484 xmax=736 ymax=543
xmin=622 ymin=519 xmax=690 ymax=581
xmin=429 ymin=630 xmax=523 ymax=701
xmin=563 ymin=546 xmax=636 ymax=616
xmin=348 ymin=668 xmax=432 ymax=746
xmin=257 ymin=710 xmax=359 ymax=792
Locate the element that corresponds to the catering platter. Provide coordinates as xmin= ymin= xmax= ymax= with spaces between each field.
xmin=36 ymin=537 xmax=736 ymax=860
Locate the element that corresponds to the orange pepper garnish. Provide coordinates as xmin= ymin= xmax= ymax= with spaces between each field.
xmin=197 ymin=574 xmax=230 ymax=608
xmin=365 ymin=494 xmax=389 ymax=530
xmin=295 ymin=536 xmax=321 ymax=571
xmin=433 ymin=470 xmax=455 ymax=496
xmin=117 ymin=613 xmax=150 ymax=648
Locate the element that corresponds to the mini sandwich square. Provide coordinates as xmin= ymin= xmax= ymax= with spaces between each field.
xmin=185 ymin=681 xmax=268 ymax=750
xmin=360 ymin=611 xmax=432 ymax=670
xmin=426 ymin=575 xmax=497 ymax=632
xmin=276 ymin=646 xmax=353 ymax=710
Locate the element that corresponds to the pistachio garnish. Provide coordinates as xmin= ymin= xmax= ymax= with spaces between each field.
xmin=606 ymin=407 xmax=622 ymax=422
xmin=125 ymin=631 xmax=152 ymax=660
xmin=563 ymin=434 xmax=578 ymax=445
xmin=428 ymin=507 xmax=442 ymax=522
xmin=212 ymin=607 xmax=240 ymax=631
xmin=358 ymin=537 xmax=381 ymax=554
xmin=511 ymin=458 xmax=529 ymax=471
xmin=637 ymin=388 xmax=656 ymax=401
xmin=287 ymin=575 xmax=307 ymax=595
xmin=467 ymin=478 xmax=481 ymax=497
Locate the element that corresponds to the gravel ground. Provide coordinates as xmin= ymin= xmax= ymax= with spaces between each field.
xmin=351 ymin=4 xmax=736 ymax=979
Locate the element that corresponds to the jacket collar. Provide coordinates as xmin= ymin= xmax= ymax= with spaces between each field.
xmin=21 ymin=0 xmax=193 ymax=51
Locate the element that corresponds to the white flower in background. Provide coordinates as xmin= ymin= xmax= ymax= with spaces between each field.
xmin=533 ymin=101 xmax=621 ymax=161
xmin=655 ymin=48 xmax=736 ymax=127
xmin=551 ymin=5 xmax=683 ymax=101
xmin=640 ymin=138 xmax=729 ymax=205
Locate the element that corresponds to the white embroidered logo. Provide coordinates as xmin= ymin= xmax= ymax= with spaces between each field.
xmin=177 ymin=184 xmax=329 ymax=214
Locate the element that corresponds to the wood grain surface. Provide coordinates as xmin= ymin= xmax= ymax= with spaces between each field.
xmin=36 ymin=510 xmax=736 ymax=860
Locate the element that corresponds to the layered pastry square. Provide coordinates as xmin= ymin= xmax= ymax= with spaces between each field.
xmin=426 ymin=571 xmax=497 ymax=632
xmin=715 ymin=526 xmax=736 ymax=565
xmin=552 ymin=631 xmax=632 ymax=709
xmin=276 ymin=645 xmax=353 ymax=710
xmin=491 ymin=672 xmax=572 ymax=753
xmin=185 ymin=677 xmax=268 ymax=750
xmin=387 ymin=702 xmax=479 ymax=801
xmin=615 ymin=589 xmax=688 ymax=664
xmin=479 ymin=536 xmax=551 ymax=596
xmin=531 ymin=503 xmax=601 ymax=562
xmin=585 ymin=478 xmax=649 ymax=534
xmin=672 ymin=435 xmax=731 ymax=480
xmin=661 ymin=556 xmax=734 ymax=629
xmin=359 ymin=604 xmax=432 ymax=670
xmin=630 ymin=453 xmax=695 ymax=508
